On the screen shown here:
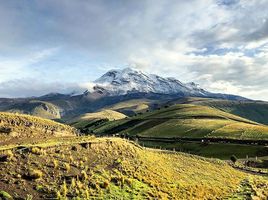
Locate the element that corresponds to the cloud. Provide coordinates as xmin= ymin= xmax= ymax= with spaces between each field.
xmin=0 ymin=0 xmax=268 ymax=100
xmin=0 ymin=48 xmax=59 ymax=82
xmin=0 ymin=78 xmax=93 ymax=98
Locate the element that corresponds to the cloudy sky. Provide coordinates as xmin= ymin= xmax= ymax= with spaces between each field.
xmin=0 ymin=0 xmax=268 ymax=100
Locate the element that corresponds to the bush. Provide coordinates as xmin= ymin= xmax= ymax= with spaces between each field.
xmin=100 ymin=181 xmax=109 ymax=189
xmin=26 ymin=169 xmax=43 ymax=180
xmin=230 ymin=155 xmax=237 ymax=164
xmin=0 ymin=190 xmax=12 ymax=200
xmin=31 ymin=147 xmax=42 ymax=155
xmin=0 ymin=150 xmax=14 ymax=162
xmin=64 ymin=163 xmax=71 ymax=172
xmin=53 ymin=160 xmax=59 ymax=169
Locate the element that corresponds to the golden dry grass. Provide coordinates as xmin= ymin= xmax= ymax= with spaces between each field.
xmin=0 ymin=137 xmax=267 ymax=199
xmin=0 ymin=112 xmax=77 ymax=143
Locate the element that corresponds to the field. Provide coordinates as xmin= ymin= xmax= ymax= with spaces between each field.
xmin=175 ymin=97 xmax=268 ymax=125
xmin=69 ymin=109 xmax=127 ymax=128
xmin=83 ymin=104 xmax=268 ymax=140
xmin=139 ymin=140 xmax=268 ymax=159
xmin=103 ymin=99 xmax=154 ymax=115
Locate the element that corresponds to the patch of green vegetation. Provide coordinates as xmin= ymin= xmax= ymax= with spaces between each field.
xmin=69 ymin=109 xmax=126 ymax=124
xmin=103 ymin=99 xmax=155 ymax=115
xmin=184 ymin=98 xmax=268 ymax=125
xmin=140 ymin=141 xmax=268 ymax=159
xmin=0 ymin=112 xmax=77 ymax=144
xmin=0 ymin=190 xmax=12 ymax=200
xmin=85 ymin=104 xmax=268 ymax=140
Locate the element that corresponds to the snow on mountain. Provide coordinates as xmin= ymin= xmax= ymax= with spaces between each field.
xmin=93 ymin=68 xmax=210 ymax=96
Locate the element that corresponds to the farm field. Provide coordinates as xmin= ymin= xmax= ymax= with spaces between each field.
xmin=79 ymin=104 xmax=268 ymax=141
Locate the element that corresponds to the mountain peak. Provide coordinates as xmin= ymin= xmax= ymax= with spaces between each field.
xmin=93 ymin=67 xmax=207 ymax=96
xmin=95 ymin=67 xmax=143 ymax=83
xmin=90 ymin=67 xmax=247 ymax=100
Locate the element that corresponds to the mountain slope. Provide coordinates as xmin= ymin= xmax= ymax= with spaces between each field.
xmin=187 ymin=98 xmax=268 ymax=125
xmin=0 ymin=68 xmax=265 ymax=122
xmin=1 ymin=136 xmax=267 ymax=199
xmin=85 ymin=104 xmax=268 ymax=140
xmin=0 ymin=112 xmax=77 ymax=145
xmin=94 ymin=68 xmax=246 ymax=100
xmin=69 ymin=110 xmax=127 ymax=129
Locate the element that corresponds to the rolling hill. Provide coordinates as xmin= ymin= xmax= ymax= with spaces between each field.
xmin=0 ymin=112 xmax=77 ymax=145
xmin=0 ymin=100 xmax=61 ymax=119
xmin=187 ymin=98 xmax=268 ymax=125
xmin=84 ymin=104 xmax=268 ymax=140
xmin=69 ymin=109 xmax=127 ymax=129
xmin=102 ymin=99 xmax=155 ymax=116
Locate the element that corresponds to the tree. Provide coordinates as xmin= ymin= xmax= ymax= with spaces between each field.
xmin=230 ymin=155 xmax=237 ymax=164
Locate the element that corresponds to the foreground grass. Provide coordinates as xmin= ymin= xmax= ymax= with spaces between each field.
xmin=0 ymin=137 xmax=267 ymax=199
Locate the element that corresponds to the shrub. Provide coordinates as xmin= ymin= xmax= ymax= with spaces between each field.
xmin=31 ymin=147 xmax=42 ymax=155
xmin=69 ymin=155 xmax=74 ymax=163
xmin=0 ymin=150 xmax=13 ymax=162
xmin=60 ymin=180 xmax=68 ymax=197
xmin=64 ymin=163 xmax=71 ymax=172
xmin=81 ymin=170 xmax=88 ymax=181
xmin=230 ymin=155 xmax=237 ymax=164
xmin=34 ymin=185 xmax=44 ymax=192
xmin=53 ymin=160 xmax=59 ymax=169
xmin=100 ymin=181 xmax=109 ymax=189
xmin=0 ymin=190 xmax=12 ymax=200
xmin=27 ymin=169 xmax=43 ymax=180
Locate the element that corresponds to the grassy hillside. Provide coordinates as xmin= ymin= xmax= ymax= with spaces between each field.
xmin=103 ymin=99 xmax=155 ymax=116
xmin=191 ymin=98 xmax=268 ymax=125
xmin=69 ymin=110 xmax=127 ymax=128
xmin=169 ymin=97 xmax=268 ymax=125
xmin=0 ymin=112 xmax=77 ymax=145
xmin=140 ymin=141 xmax=268 ymax=159
xmin=2 ymin=100 xmax=61 ymax=119
xmin=0 ymin=137 xmax=267 ymax=199
xmin=87 ymin=104 xmax=268 ymax=140
xmin=73 ymin=109 xmax=126 ymax=121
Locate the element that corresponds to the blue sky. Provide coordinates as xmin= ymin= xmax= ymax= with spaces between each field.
xmin=0 ymin=0 xmax=268 ymax=100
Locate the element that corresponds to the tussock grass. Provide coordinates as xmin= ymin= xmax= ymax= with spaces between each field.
xmin=0 ymin=137 xmax=267 ymax=199
xmin=0 ymin=112 xmax=77 ymax=143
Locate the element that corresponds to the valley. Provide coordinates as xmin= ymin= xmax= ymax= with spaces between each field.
xmin=1 ymin=68 xmax=268 ymax=199
xmin=1 ymin=1 xmax=268 ymax=199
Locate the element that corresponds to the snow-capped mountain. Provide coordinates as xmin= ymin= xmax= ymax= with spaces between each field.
xmin=93 ymin=68 xmax=209 ymax=97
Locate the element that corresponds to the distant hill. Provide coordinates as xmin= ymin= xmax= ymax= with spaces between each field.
xmin=0 ymin=112 xmax=76 ymax=145
xmin=0 ymin=68 xmax=253 ymax=121
xmin=183 ymin=98 xmax=268 ymax=125
xmin=84 ymin=104 xmax=268 ymax=140
xmin=69 ymin=109 xmax=127 ymax=128
xmin=1 ymin=100 xmax=61 ymax=119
